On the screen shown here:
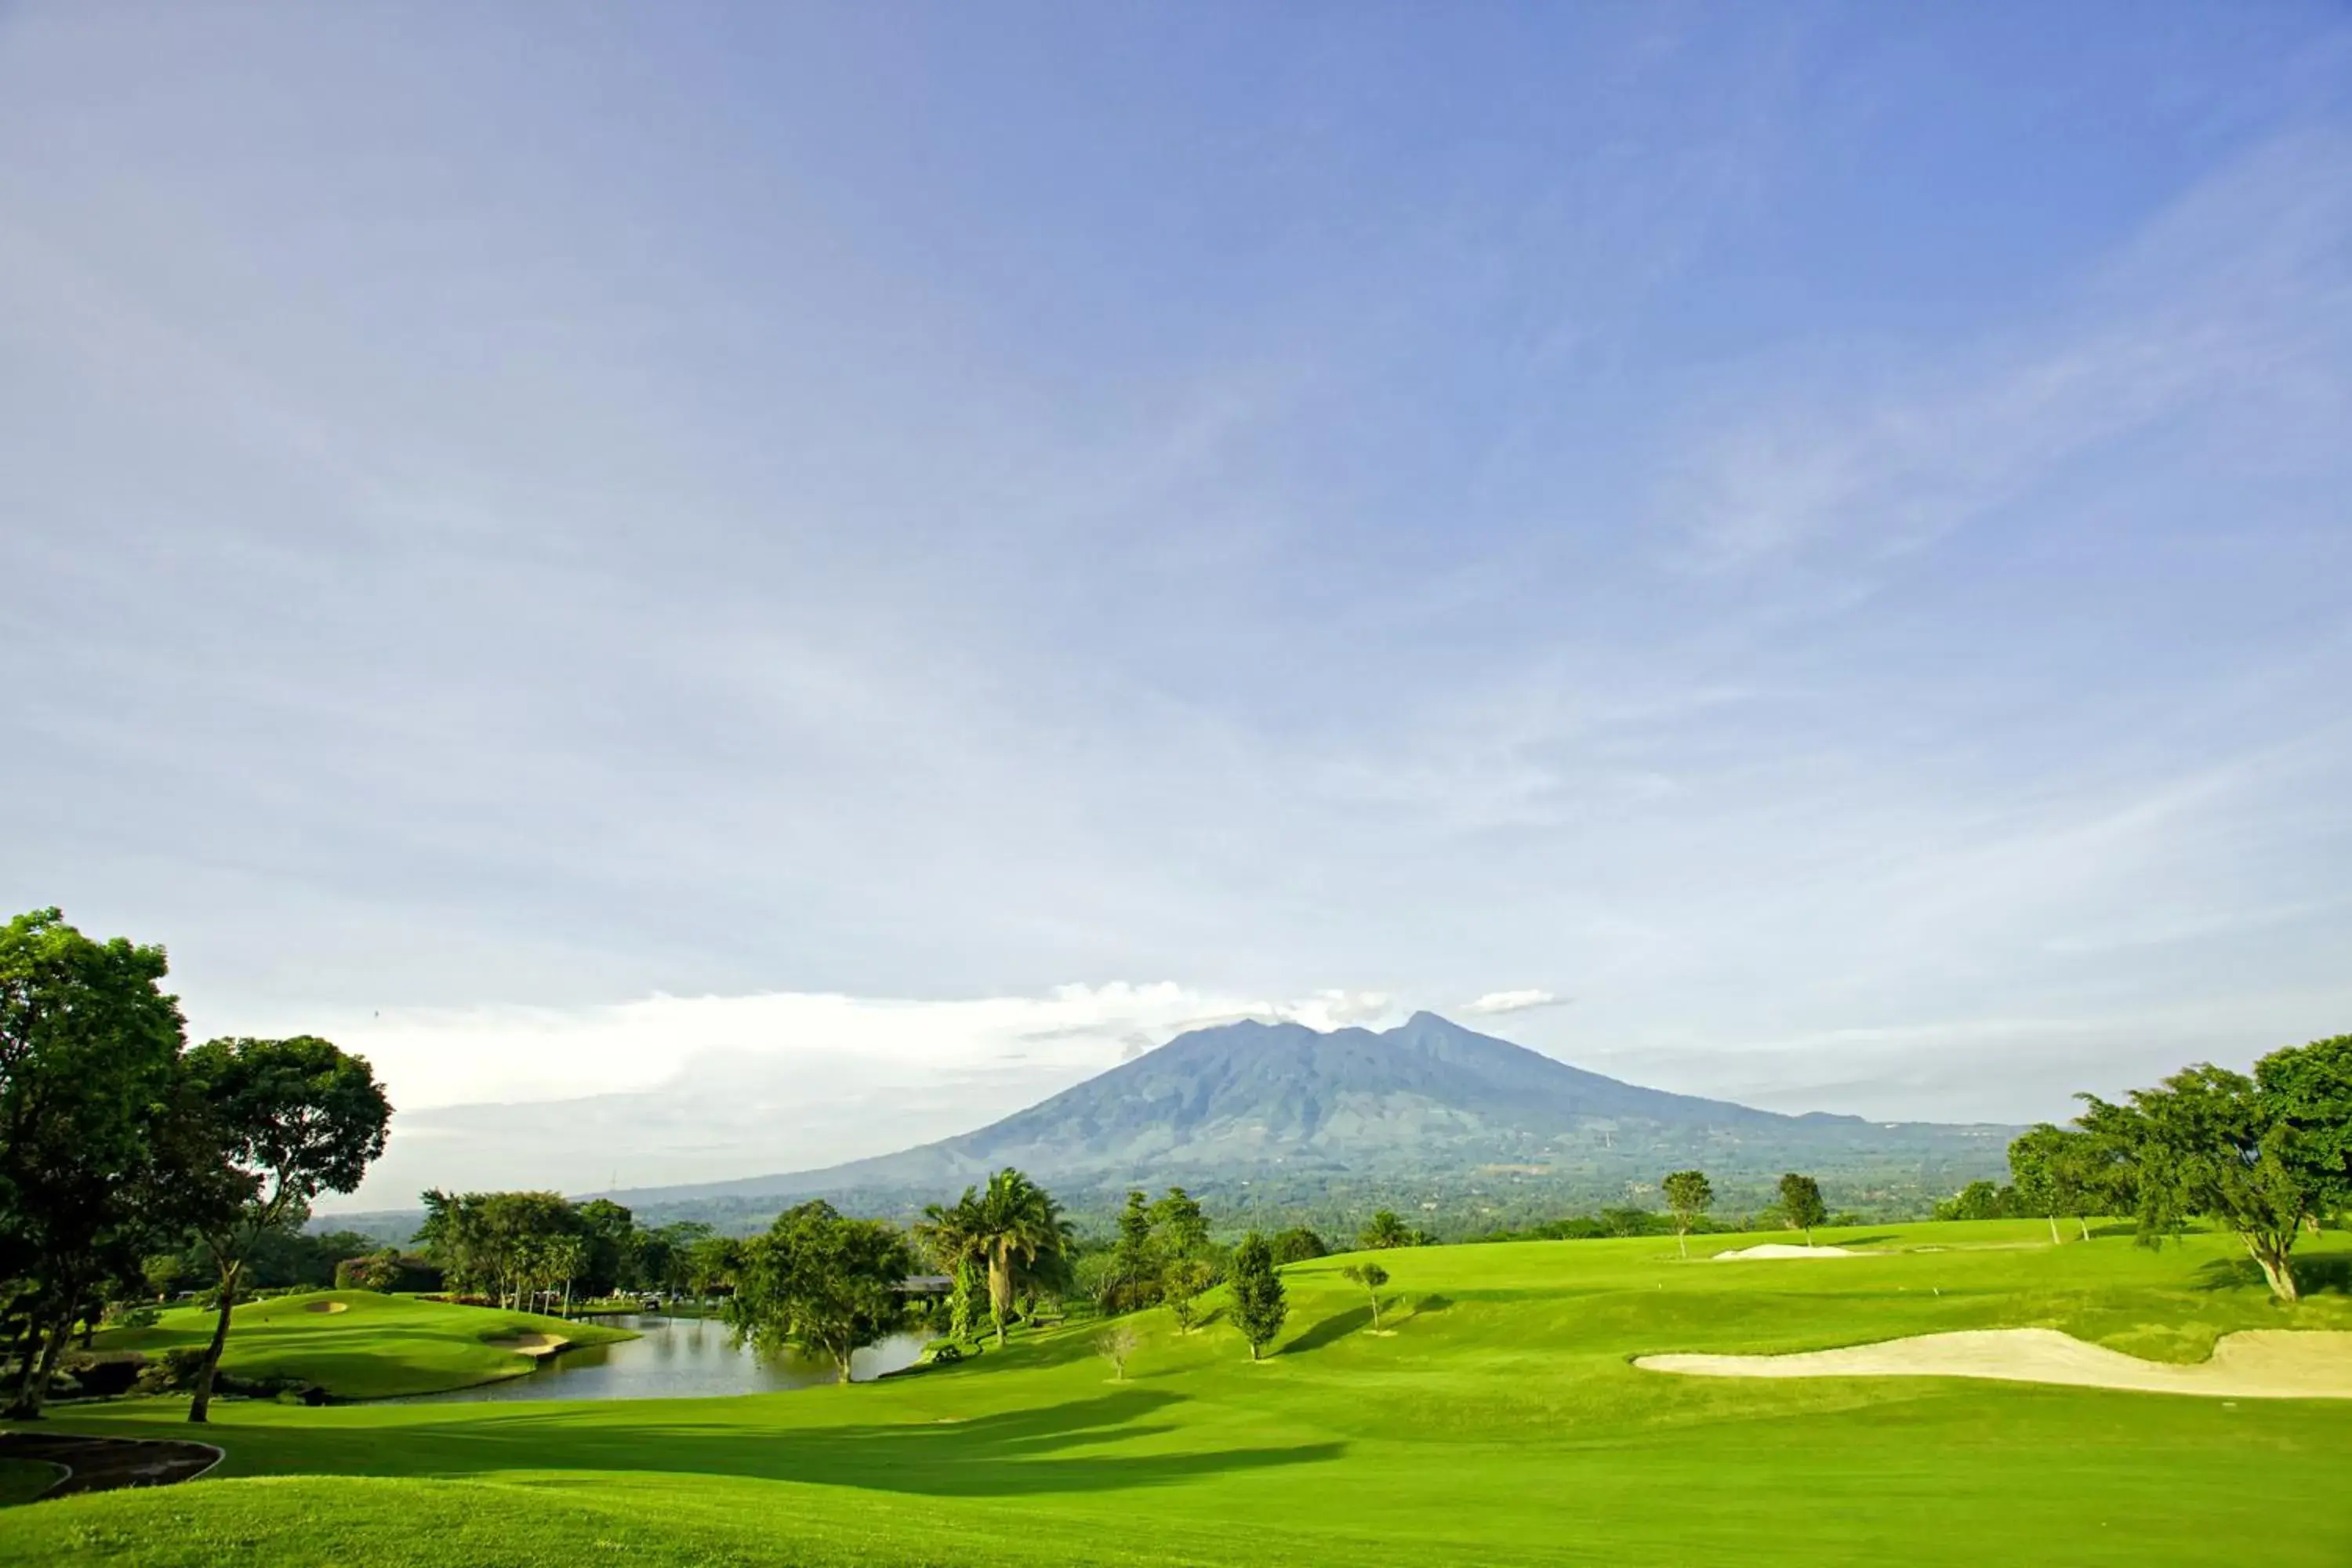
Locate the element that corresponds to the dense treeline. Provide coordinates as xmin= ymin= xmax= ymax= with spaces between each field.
xmin=411 ymin=1190 xmax=729 ymax=1312
xmin=0 ymin=909 xmax=393 ymax=1421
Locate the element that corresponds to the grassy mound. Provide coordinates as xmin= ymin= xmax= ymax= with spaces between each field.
xmin=90 ymin=1291 xmax=633 ymax=1400
xmin=10 ymin=1222 xmax=2350 ymax=1566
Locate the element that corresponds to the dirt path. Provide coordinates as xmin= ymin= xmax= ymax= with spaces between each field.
xmin=1636 ymin=1328 xmax=2352 ymax=1399
xmin=0 ymin=1431 xmax=224 ymax=1499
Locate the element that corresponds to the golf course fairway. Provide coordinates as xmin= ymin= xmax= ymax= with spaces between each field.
xmin=5 ymin=1221 xmax=2348 ymax=1566
xmin=86 ymin=1290 xmax=634 ymax=1400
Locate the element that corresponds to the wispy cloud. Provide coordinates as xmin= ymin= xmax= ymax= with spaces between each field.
xmin=1663 ymin=132 xmax=2352 ymax=573
xmin=1461 ymin=989 xmax=1566 ymax=1016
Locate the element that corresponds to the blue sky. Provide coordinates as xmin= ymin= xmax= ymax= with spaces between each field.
xmin=3 ymin=4 xmax=2348 ymax=1200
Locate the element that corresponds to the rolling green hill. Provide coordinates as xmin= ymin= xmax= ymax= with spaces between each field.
xmin=10 ymin=1221 xmax=2350 ymax=1566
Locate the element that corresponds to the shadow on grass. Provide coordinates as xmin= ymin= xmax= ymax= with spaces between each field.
xmin=1281 ymin=1305 xmax=1372 ymax=1356
xmin=1411 ymin=1295 xmax=1454 ymax=1318
xmin=2191 ymin=1254 xmax=2352 ymax=1296
xmin=1831 ymin=1234 xmax=1901 ymax=1249
xmin=206 ymin=1391 xmax=1345 ymax=1499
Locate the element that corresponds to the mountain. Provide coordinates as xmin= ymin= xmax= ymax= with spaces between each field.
xmin=610 ymin=1012 xmax=2013 ymax=1211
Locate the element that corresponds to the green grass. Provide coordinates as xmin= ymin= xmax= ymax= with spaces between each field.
xmin=0 ymin=1460 xmax=60 ymax=1508
xmin=86 ymin=1290 xmax=634 ymax=1399
xmin=7 ymin=1222 xmax=2350 ymax=1566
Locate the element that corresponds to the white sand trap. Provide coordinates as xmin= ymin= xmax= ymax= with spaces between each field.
xmin=1710 ymin=1243 xmax=1863 ymax=1261
xmin=303 ymin=1301 xmax=349 ymax=1314
xmin=1638 ymin=1328 xmax=2352 ymax=1400
xmin=486 ymin=1332 xmax=569 ymax=1358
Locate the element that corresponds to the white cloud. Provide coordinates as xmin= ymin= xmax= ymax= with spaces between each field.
xmin=1461 ymin=989 xmax=1564 ymax=1016
xmin=300 ymin=982 xmax=1403 ymax=1114
xmin=299 ymin=982 xmax=1406 ymax=1206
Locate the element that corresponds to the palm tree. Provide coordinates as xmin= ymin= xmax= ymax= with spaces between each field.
xmin=917 ymin=1170 xmax=1072 ymax=1347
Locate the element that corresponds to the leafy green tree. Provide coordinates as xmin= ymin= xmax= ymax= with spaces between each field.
xmin=1105 ymin=1189 xmax=1160 ymax=1312
xmin=0 ymin=909 xmax=194 ymax=1417
xmin=2079 ymin=1054 xmax=2343 ymax=1303
xmin=1933 ymin=1180 xmax=2019 ymax=1222
xmin=1359 ymin=1210 xmax=1411 ymax=1250
xmin=1777 ymin=1173 xmax=1828 ymax=1246
xmin=182 ymin=1035 xmax=392 ymax=1421
xmin=2256 ymin=1033 xmax=2352 ymax=1227
xmin=723 ymin=1201 xmax=913 ymax=1383
xmin=1149 ymin=1187 xmax=1210 ymax=1257
xmin=1269 ymin=1227 xmax=1327 ymax=1265
xmin=2008 ymin=1124 xmax=2110 ymax=1243
xmin=1339 ymin=1261 xmax=1389 ymax=1330
xmin=1228 ymin=1232 xmax=1287 ymax=1362
xmin=687 ymin=1234 xmax=743 ymax=1304
xmin=1661 ymin=1171 xmax=1713 ymax=1259
xmin=572 ymin=1199 xmax=637 ymax=1296
xmin=1162 ymin=1256 xmax=1211 ymax=1333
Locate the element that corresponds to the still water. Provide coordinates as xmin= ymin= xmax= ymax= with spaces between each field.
xmin=389 ymin=1314 xmax=930 ymax=1403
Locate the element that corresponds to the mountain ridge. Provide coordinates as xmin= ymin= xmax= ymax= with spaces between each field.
xmin=604 ymin=1011 xmax=2010 ymax=1207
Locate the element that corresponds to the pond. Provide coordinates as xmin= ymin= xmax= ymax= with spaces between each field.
xmin=387 ymin=1314 xmax=931 ymax=1404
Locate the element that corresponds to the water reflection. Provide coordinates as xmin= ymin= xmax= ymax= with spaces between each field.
xmin=389 ymin=1314 xmax=929 ymax=1403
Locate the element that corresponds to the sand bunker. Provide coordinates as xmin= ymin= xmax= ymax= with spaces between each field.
xmin=486 ymin=1332 xmax=569 ymax=1359
xmin=303 ymin=1301 xmax=349 ymax=1314
xmin=1710 ymin=1243 xmax=1863 ymax=1261
xmin=1638 ymin=1328 xmax=2352 ymax=1400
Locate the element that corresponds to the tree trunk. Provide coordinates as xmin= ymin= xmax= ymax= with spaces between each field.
xmin=2076 ymin=1215 xmax=2090 ymax=1242
xmin=188 ymin=1270 xmax=239 ymax=1424
xmin=1677 ymin=1228 xmax=1689 ymax=1260
xmin=989 ymin=1248 xmax=1011 ymax=1348
xmin=2047 ymin=1214 xmax=2060 ymax=1245
xmin=5 ymin=1316 xmax=73 ymax=1419
xmin=2249 ymin=1239 xmax=2299 ymax=1304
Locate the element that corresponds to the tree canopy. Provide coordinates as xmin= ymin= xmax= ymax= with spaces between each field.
xmin=1661 ymin=1171 xmax=1712 ymax=1258
xmin=1229 ymin=1232 xmax=1287 ymax=1362
xmin=2076 ymin=1037 xmax=2351 ymax=1302
xmin=1777 ymin=1173 xmax=1828 ymax=1245
xmin=181 ymin=1034 xmax=393 ymax=1421
xmin=724 ymin=1201 xmax=913 ymax=1382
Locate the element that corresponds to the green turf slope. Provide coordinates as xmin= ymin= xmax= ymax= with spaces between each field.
xmin=6 ymin=1222 xmax=2349 ymax=1567
xmin=88 ymin=1290 xmax=633 ymax=1399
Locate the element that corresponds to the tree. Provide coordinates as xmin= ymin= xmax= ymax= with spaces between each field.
xmin=572 ymin=1199 xmax=637 ymax=1297
xmin=2008 ymin=1124 xmax=2107 ymax=1243
xmin=723 ymin=1201 xmax=913 ymax=1383
xmin=1269 ymin=1227 xmax=1327 ymax=1265
xmin=1096 ymin=1321 xmax=1140 ymax=1381
xmin=2078 ymin=1055 xmax=2342 ymax=1304
xmin=1777 ymin=1174 xmax=1827 ymax=1246
xmin=0 ymin=909 xmax=196 ymax=1418
xmin=1162 ymin=1256 xmax=1211 ymax=1333
xmin=1229 ymin=1232 xmax=1287 ymax=1362
xmin=1339 ymin=1261 xmax=1389 ymax=1330
xmin=181 ymin=1035 xmax=392 ymax=1422
xmin=1359 ymin=1210 xmax=1411 ymax=1250
xmin=1661 ymin=1171 xmax=1713 ymax=1259
xmin=1149 ymin=1187 xmax=1209 ymax=1257
xmin=336 ymin=1249 xmax=402 ymax=1292
xmin=1933 ymin=1181 xmax=2019 ymax=1222
xmin=915 ymin=1170 xmax=1073 ymax=1348
xmin=2256 ymin=1033 xmax=2352 ymax=1228
xmin=1105 ymin=1189 xmax=1160 ymax=1313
